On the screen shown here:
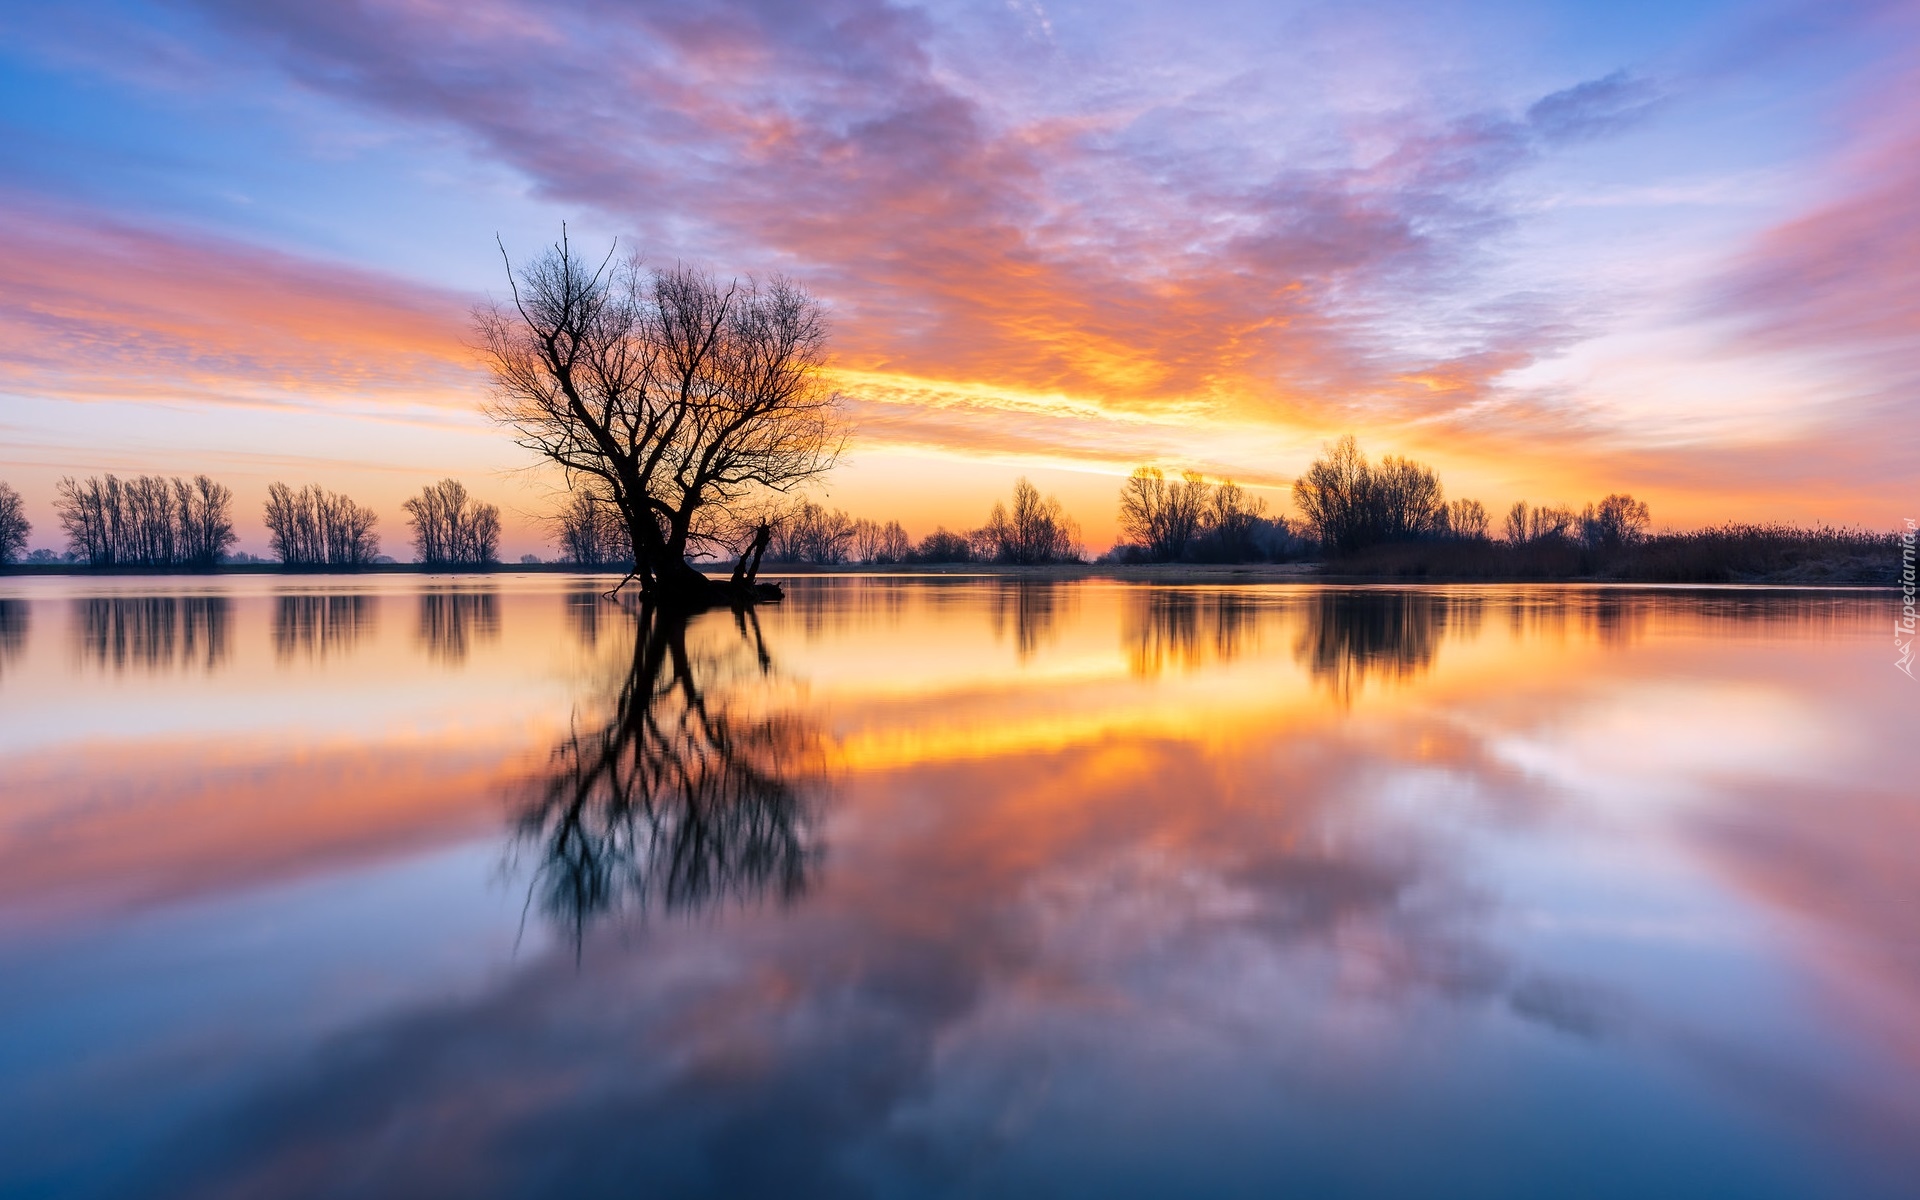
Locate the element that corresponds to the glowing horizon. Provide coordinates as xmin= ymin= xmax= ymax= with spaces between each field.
xmin=1 ymin=0 xmax=1916 ymax=558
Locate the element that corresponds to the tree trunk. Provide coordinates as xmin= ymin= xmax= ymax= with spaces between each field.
xmin=621 ymin=514 xmax=780 ymax=612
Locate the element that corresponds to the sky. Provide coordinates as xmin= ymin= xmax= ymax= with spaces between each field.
xmin=0 ymin=0 xmax=1916 ymax=558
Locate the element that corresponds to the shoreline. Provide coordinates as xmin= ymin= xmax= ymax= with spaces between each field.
xmin=0 ymin=561 xmax=1897 ymax=589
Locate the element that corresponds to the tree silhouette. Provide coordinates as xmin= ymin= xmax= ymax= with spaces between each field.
xmin=478 ymin=232 xmax=844 ymax=608
xmin=53 ymin=475 xmax=235 ymax=568
xmin=1119 ymin=468 xmax=1209 ymax=561
xmin=975 ymin=478 xmax=1081 ymax=564
xmin=0 ymin=482 xmax=28 ymax=565
xmin=263 ymin=484 xmax=381 ymax=566
xmin=1294 ymin=437 xmax=1445 ymax=552
xmin=403 ymin=479 xmax=500 ymax=566
xmin=516 ymin=603 xmax=828 ymax=950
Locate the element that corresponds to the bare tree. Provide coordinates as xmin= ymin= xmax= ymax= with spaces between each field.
xmin=1294 ymin=436 xmax=1374 ymax=552
xmin=1204 ymin=480 xmax=1268 ymax=561
xmin=477 ymin=232 xmax=845 ymax=608
xmin=911 ymin=527 xmax=974 ymax=563
xmin=403 ymin=478 xmax=500 ymax=566
xmin=554 ymin=489 xmax=632 ymax=566
xmin=1294 ymin=437 xmax=1446 ymax=552
xmin=849 ymin=517 xmax=910 ymax=564
xmin=1446 ymin=498 xmax=1490 ymax=541
xmin=977 ymin=478 xmax=1081 ymax=564
xmin=1503 ymin=501 xmax=1530 ymax=544
xmin=264 ymin=483 xmax=379 ymax=567
xmin=176 ymin=477 xmax=239 ymax=568
xmin=53 ymin=474 xmax=233 ymax=568
xmin=1581 ymin=494 xmax=1651 ymax=549
xmin=0 ymin=482 xmax=28 ymax=565
xmin=1118 ymin=467 xmax=1211 ymax=561
xmin=1537 ymin=506 xmax=1576 ymax=541
xmin=769 ymin=500 xmax=854 ymax=564
xmin=1370 ymin=455 xmax=1446 ymax=541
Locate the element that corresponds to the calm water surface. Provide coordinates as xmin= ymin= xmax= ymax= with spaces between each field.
xmin=0 ymin=575 xmax=1913 ymax=1198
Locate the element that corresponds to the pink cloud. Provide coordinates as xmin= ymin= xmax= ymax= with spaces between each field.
xmin=0 ymin=195 xmax=479 ymax=410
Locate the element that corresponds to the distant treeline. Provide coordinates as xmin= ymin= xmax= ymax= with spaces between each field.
xmin=1283 ymin=437 xmax=1896 ymax=583
xmin=551 ymin=477 xmax=1086 ymax=567
xmin=0 ymin=443 xmax=1904 ymax=585
xmin=0 ymin=475 xmax=500 ymax=569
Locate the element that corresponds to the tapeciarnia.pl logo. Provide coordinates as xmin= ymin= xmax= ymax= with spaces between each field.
xmin=1898 ymin=518 xmax=1916 ymax=678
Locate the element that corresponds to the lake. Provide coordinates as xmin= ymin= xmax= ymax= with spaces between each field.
xmin=0 ymin=575 xmax=1913 ymax=1198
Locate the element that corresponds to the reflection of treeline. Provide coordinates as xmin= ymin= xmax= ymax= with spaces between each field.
xmin=518 ymin=607 xmax=827 ymax=946
xmin=54 ymin=475 xmax=237 ymax=569
xmin=988 ymin=579 xmax=1073 ymax=659
xmin=416 ymin=589 xmax=499 ymax=663
xmin=1295 ymin=591 xmax=1484 ymax=702
xmin=775 ymin=577 xmax=911 ymax=639
xmin=273 ymin=594 xmax=377 ymax=660
xmin=0 ymin=598 xmax=26 ymax=678
xmin=416 ymin=583 xmax=499 ymax=660
xmin=1124 ymin=589 xmax=1263 ymax=676
xmin=565 ymin=590 xmax=614 ymax=647
xmin=74 ymin=595 xmax=230 ymax=673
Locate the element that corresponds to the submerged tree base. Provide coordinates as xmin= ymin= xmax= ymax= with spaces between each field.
xmin=607 ymin=571 xmax=784 ymax=610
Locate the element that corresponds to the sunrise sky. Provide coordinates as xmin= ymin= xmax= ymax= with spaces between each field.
xmin=1 ymin=0 xmax=1916 ymax=557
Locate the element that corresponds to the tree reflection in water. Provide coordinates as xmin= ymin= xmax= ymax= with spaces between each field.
xmin=518 ymin=603 xmax=829 ymax=950
xmin=273 ymin=594 xmax=376 ymax=661
xmin=73 ymin=595 xmax=230 ymax=673
xmin=0 ymin=598 xmax=25 ymax=680
xmin=1125 ymin=588 xmax=1262 ymax=676
xmin=416 ymin=588 xmax=499 ymax=664
xmin=987 ymin=579 xmax=1071 ymax=661
xmin=1295 ymin=590 xmax=1483 ymax=703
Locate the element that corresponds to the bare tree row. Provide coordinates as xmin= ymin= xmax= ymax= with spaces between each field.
xmin=0 ymin=474 xmax=514 ymax=569
xmin=52 ymin=474 xmax=237 ymax=568
xmin=0 ymin=482 xmax=27 ymax=565
xmin=1115 ymin=468 xmax=1291 ymax=563
xmin=747 ymin=478 xmax=1083 ymax=567
xmin=264 ymin=483 xmax=381 ymax=566
xmin=1288 ymin=436 xmax=1648 ymax=554
xmin=1504 ymin=495 xmax=1650 ymax=549
xmin=404 ymin=478 xmax=501 ymax=566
